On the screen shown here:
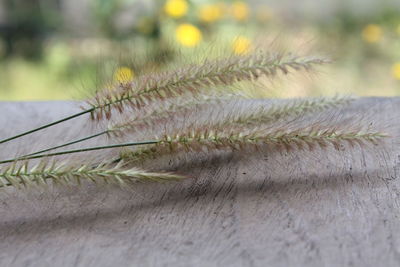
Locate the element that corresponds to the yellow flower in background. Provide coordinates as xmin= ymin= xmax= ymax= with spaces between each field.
xmin=175 ymin=23 xmax=202 ymax=47
xmin=114 ymin=67 xmax=134 ymax=83
xmin=198 ymin=3 xmax=223 ymax=23
xmin=231 ymin=1 xmax=249 ymax=21
xmin=397 ymin=24 xmax=400 ymax=35
xmin=362 ymin=24 xmax=382 ymax=43
xmin=232 ymin=36 xmax=251 ymax=55
xmin=392 ymin=63 xmax=400 ymax=80
xmin=164 ymin=0 xmax=188 ymax=18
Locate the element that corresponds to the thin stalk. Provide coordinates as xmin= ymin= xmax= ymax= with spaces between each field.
xmin=0 ymin=140 xmax=159 ymax=165
xmin=23 ymin=131 xmax=109 ymax=157
xmin=0 ymin=91 xmax=139 ymax=146
xmin=0 ymin=108 xmax=94 ymax=145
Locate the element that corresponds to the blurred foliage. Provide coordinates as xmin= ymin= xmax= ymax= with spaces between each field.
xmin=0 ymin=0 xmax=399 ymax=100
xmin=0 ymin=0 xmax=61 ymax=59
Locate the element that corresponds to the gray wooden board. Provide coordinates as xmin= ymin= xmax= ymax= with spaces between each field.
xmin=0 ymin=97 xmax=399 ymax=267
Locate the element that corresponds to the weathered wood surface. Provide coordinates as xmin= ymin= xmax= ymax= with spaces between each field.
xmin=0 ymin=97 xmax=399 ymax=267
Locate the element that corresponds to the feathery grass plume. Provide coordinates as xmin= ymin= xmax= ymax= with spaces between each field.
xmin=86 ymin=52 xmax=329 ymax=120
xmin=109 ymin=95 xmax=352 ymax=138
xmin=120 ymin=115 xmax=388 ymax=162
xmin=231 ymin=95 xmax=354 ymax=126
xmin=0 ymin=160 xmax=185 ymax=189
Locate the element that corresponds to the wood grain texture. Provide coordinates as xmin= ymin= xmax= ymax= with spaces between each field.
xmin=0 ymin=97 xmax=399 ymax=267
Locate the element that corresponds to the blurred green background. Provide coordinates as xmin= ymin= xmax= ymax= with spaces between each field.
xmin=0 ymin=0 xmax=400 ymax=100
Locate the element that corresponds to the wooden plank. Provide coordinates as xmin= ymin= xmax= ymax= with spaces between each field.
xmin=0 ymin=97 xmax=398 ymax=267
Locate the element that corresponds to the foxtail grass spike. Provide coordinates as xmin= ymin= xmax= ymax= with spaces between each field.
xmin=87 ymin=53 xmax=329 ymax=120
xmin=233 ymin=95 xmax=354 ymax=126
xmin=0 ymin=160 xmax=184 ymax=189
xmin=121 ymin=127 xmax=387 ymax=162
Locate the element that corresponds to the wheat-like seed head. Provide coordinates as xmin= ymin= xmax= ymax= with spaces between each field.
xmin=222 ymin=95 xmax=354 ymax=127
xmin=86 ymin=53 xmax=329 ymax=120
xmin=0 ymin=160 xmax=185 ymax=189
xmin=120 ymin=116 xmax=387 ymax=162
xmin=106 ymin=95 xmax=351 ymax=140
